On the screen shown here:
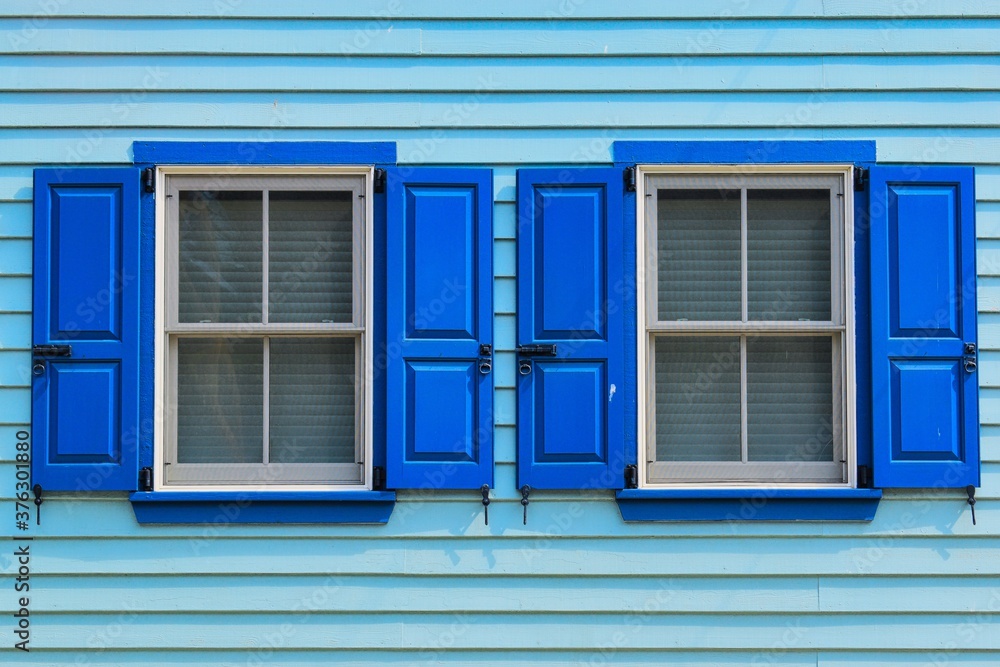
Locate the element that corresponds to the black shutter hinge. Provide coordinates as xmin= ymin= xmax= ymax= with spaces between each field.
xmin=142 ymin=167 xmax=155 ymax=194
xmin=853 ymin=166 xmax=868 ymax=192
xmin=139 ymin=467 xmax=153 ymax=491
xmin=624 ymin=464 xmax=638 ymax=489
xmin=373 ymin=168 xmax=387 ymax=194
xmin=624 ymin=166 xmax=637 ymax=192
xmin=857 ymin=465 xmax=871 ymax=489
xmin=372 ymin=466 xmax=386 ymax=491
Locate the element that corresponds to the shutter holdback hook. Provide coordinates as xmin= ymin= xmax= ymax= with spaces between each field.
xmin=966 ymin=485 xmax=977 ymax=526
xmin=480 ymin=484 xmax=491 ymax=526
xmin=520 ymin=485 xmax=531 ymax=525
xmin=32 ymin=484 xmax=43 ymax=526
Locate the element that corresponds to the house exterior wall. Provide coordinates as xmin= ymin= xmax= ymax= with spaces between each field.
xmin=2 ymin=2 xmax=999 ymax=664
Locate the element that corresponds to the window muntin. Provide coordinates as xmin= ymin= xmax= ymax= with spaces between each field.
xmin=162 ymin=173 xmax=368 ymax=488
xmin=641 ymin=170 xmax=853 ymax=487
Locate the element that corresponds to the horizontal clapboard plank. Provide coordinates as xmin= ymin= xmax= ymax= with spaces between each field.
xmin=977 ymin=426 xmax=1000 ymax=462
xmin=0 ymin=650 xmax=826 ymax=667
xmin=4 ymin=19 xmax=1000 ymax=56
xmin=978 ymin=203 xmax=1000 ymax=238
xmin=0 ymin=387 xmax=29 ymax=422
xmin=2 ymin=651 xmax=997 ymax=667
xmin=975 ymin=278 xmax=1000 ymax=313
xmin=976 ymin=387 xmax=1000 ymax=424
xmin=0 ymin=0 xmax=996 ymax=19
xmin=0 ymin=238 xmax=30 ymax=273
xmin=16 ymin=612 xmax=1000 ymax=650
xmin=977 ymin=321 xmax=1000 ymax=351
xmin=0 ymin=313 xmax=30 ymax=348
xmin=0 ymin=351 xmax=29 ymax=386
xmin=3 ymin=92 xmax=1000 ymax=128
xmin=495 ymin=387 xmax=516 ymax=426
xmin=0 ymin=202 xmax=29 ymax=236
xmin=2 ymin=55 xmax=998 ymax=92
xmin=977 ymin=240 xmax=1000 ymax=277
xmin=29 ymin=574 xmax=1000 ymax=614
xmin=35 ymin=574 xmax=817 ymax=613
xmin=3 ymin=131 xmax=1000 ymax=169
xmin=0 ymin=278 xmax=29 ymax=312
xmin=5 ymin=651 xmax=999 ymax=667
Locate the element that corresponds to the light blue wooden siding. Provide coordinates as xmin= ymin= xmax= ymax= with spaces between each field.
xmin=2 ymin=2 xmax=1000 ymax=664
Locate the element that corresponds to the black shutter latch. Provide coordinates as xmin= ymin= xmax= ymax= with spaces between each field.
xmin=33 ymin=344 xmax=72 ymax=357
xmin=857 ymin=465 xmax=871 ymax=488
xmin=32 ymin=344 xmax=72 ymax=376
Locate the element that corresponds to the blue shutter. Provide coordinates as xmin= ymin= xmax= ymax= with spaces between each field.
xmin=870 ymin=166 xmax=979 ymax=488
xmin=32 ymin=168 xmax=141 ymax=492
xmin=517 ymin=168 xmax=625 ymax=489
xmin=385 ymin=168 xmax=494 ymax=489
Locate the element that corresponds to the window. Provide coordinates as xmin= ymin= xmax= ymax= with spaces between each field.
xmin=30 ymin=144 xmax=497 ymax=523
xmin=638 ymin=167 xmax=854 ymax=487
xmin=157 ymin=170 xmax=371 ymax=489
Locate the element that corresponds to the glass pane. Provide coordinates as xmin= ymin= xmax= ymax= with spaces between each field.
xmin=269 ymin=338 xmax=356 ymax=464
xmin=176 ymin=338 xmax=263 ymax=464
xmin=655 ymin=336 xmax=741 ymax=462
xmin=747 ymin=336 xmax=833 ymax=462
xmin=269 ymin=192 xmax=354 ymax=324
xmin=747 ymin=189 xmax=831 ymax=321
xmin=657 ymin=189 xmax=741 ymax=321
xmin=178 ymin=191 xmax=263 ymax=324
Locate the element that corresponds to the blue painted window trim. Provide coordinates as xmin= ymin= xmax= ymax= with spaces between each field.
xmin=616 ymin=489 xmax=882 ymax=522
xmin=130 ymin=141 xmax=396 ymax=524
xmin=613 ymin=140 xmax=879 ymax=522
xmin=612 ymin=140 xmax=876 ymax=165
xmin=130 ymin=491 xmax=396 ymax=524
xmin=133 ymin=141 xmax=397 ymax=165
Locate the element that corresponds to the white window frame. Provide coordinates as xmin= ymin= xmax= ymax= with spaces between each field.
xmin=635 ymin=164 xmax=857 ymax=490
xmin=153 ymin=166 xmax=375 ymax=492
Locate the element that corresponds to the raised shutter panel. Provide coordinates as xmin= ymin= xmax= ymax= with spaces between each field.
xmin=32 ymin=168 xmax=141 ymax=492
xmin=517 ymin=168 xmax=625 ymax=489
xmin=385 ymin=168 xmax=494 ymax=489
xmin=870 ymin=165 xmax=979 ymax=488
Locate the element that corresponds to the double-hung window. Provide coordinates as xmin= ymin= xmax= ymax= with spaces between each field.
xmin=31 ymin=145 xmax=496 ymax=523
xmin=158 ymin=170 xmax=371 ymax=489
xmin=638 ymin=167 xmax=854 ymax=487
